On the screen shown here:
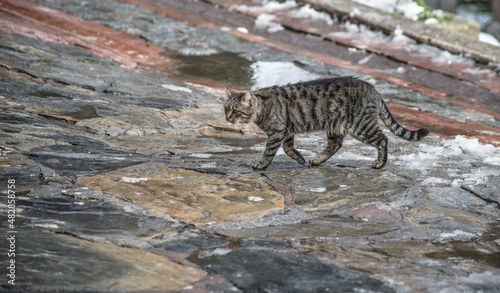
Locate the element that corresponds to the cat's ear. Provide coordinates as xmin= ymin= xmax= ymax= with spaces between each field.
xmin=242 ymin=91 xmax=255 ymax=107
xmin=224 ymin=86 xmax=236 ymax=97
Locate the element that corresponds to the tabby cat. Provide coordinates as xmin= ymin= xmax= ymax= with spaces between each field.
xmin=224 ymin=77 xmax=429 ymax=170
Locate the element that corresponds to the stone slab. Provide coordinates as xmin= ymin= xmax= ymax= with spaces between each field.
xmin=77 ymin=164 xmax=285 ymax=227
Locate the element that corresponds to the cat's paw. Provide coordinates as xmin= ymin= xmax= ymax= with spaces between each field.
xmin=252 ymin=161 xmax=269 ymax=170
xmin=296 ymin=156 xmax=306 ymax=165
xmin=309 ymin=157 xmax=322 ymax=166
xmin=372 ymin=160 xmax=386 ymax=169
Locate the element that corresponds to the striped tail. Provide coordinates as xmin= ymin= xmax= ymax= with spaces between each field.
xmin=378 ymin=99 xmax=429 ymax=141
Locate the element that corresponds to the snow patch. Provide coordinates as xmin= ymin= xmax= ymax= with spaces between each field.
xmin=287 ymin=4 xmax=335 ymax=25
xmin=121 ymin=177 xmax=149 ymax=183
xmin=251 ymin=61 xmax=319 ymax=89
xmin=233 ymin=0 xmax=297 ymax=14
xmin=440 ymin=229 xmax=476 ymax=239
xmin=254 ymin=14 xmax=284 ymax=33
xmin=161 ymin=84 xmax=192 ymax=93
xmin=352 ymin=0 xmax=423 ymax=20
xmin=309 ymin=187 xmax=327 ymax=193
xmin=421 ymin=177 xmax=451 ymax=186
xmin=248 ymin=196 xmax=265 ymax=202
xmin=393 ymin=136 xmax=500 ymax=186
xmin=479 ymin=32 xmax=500 ymax=47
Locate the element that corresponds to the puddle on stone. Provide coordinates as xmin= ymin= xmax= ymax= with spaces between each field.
xmin=250 ymin=60 xmax=319 ymax=89
xmin=170 ymin=51 xmax=319 ymax=89
xmin=171 ymin=52 xmax=254 ymax=88
xmin=425 ymin=241 xmax=500 ymax=268
xmin=59 ymin=104 xmax=101 ymax=120
xmin=33 ymin=90 xmax=73 ymax=100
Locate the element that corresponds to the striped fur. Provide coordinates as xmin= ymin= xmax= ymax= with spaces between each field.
xmin=224 ymin=77 xmax=429 ymax=170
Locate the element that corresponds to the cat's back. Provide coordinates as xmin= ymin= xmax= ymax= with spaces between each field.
xmin=255 ymin=76 xmax=373 ymax=102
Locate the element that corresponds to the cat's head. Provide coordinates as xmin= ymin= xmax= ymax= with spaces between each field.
xmin=223 ymin=86 xmax=257 ymax=124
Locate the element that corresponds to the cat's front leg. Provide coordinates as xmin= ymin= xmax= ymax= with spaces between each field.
xmin=252 ymin=131 xmax=286 ymax=170
xmin=282 ymin=135 xmax=305 ymax=164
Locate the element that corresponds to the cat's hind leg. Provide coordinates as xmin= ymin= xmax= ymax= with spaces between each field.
xmin=282 ymin=135 xmax=306 ymax=165
xmin=352 ymin=127 xmax=388 ymax=169
xmin=309 ymin=133 xmax=343 ymax=166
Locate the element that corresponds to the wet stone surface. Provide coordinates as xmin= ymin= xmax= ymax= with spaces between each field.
xmin=1 ymin=0 xmax=500 ymax=292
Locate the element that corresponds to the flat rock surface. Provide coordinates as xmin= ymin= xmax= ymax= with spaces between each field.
xmin=1 ymin=0 xmax=499 ymax=292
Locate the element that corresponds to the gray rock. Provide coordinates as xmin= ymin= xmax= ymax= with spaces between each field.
xmin=203 ymin=248 xmax=395 ymax=293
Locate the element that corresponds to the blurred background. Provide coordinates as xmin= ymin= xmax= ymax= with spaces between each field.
xmin=426 ymin=0 xmax=500 ymax=38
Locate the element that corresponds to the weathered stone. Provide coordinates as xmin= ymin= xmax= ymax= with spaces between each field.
xmin=159 ymin=236 xmax=230 ymax=253
xmin=266 ymin=167 xmax=409 ymax=212
xmin=343 ymin=203 xmax=403 ymax=225
xmin=201 ymin=248 xmax=395 ymax=293
xmin=22 ymin=183 xmax=180 ymax=248
xmin=77 ymin=164 xmax=285 ymax=227
xmin=2 ymin=0 xmax=500 ymax=291
xmin=462 ymin=176 xmax=500 ymax=205
xmin=216 ymin=216 xmax=399 ymax=239
xmin=302 ymin=0 xmax=500 ymax=63
xmin=11 ymin=231 xmax=206 ymax=291
xmin=401 ymin=206 xmax=488 ymax=239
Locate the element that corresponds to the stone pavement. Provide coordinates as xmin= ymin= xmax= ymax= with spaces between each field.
xmin=1 ymin=0 xmax=499 ymax=292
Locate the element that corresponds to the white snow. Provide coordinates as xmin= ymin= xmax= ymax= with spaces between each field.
xmin=161 ymin=84 xmax=192 ymax=93
xmin=250 ymin=61 xmax=319 ymax=89
xmin=236 ymin=27 xmax=249 ymax=34
xmin=352 ymin=0 xmax=423 ymax=20
xmin=358 ymin=55 xmax=372 ymax=64
xmin=394 ymin=135 xmax=500 ymax=186
xmin=248 ymin=196 xmax=265 ymax=202
xmin=421 ymin=177 xmax=451 ymax=186
xmin=479 ymin=32 xmax=500 ymax=47
xmin=424 ymin=18 xmax=439 ymax=25
xmin=232 ymin=0 xmax=297 ymax=13
xmin=254 ymin=14 xmax=284 ymax=33
xmin=440 ymin=229 xmax=476 ymax=239
xmin=287 ymin=4 xmax=335 ymax=25
xmin=309 ymin=187 xmax=327 ymax=193
xmin=395 ymin=1 xmax=424 ymax=21
xmin=392 ymin=25 xmax=414 ymax=43
xmin=121 ymin=177 xmax=149 ymax=183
